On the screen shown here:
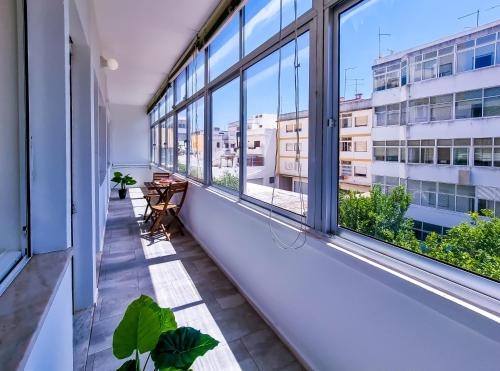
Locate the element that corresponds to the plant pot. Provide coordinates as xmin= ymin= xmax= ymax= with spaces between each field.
xmin=118 ymin=189 xmax=127 ymax=199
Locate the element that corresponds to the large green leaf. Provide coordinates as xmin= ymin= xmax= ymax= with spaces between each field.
xmin=159 ymin=307 xmax=177 ymax=333
xmin=116 ymin=359 xmax=136 ymax=371
xmin=151 ymin=327 xmax=219 ymax=370
xmin=112 ymin=295 xmax=162 ymax=359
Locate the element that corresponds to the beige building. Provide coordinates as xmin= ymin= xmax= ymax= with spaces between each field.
xmin=339 ymin=95 xmax=373 ymax=193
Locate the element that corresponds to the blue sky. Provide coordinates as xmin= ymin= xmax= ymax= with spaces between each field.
xmin=340 ymin=0 xmax=500 ymax=99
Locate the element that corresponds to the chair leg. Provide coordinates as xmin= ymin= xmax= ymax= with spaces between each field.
xmin=149 ymin=212 xmax=162 ymax=235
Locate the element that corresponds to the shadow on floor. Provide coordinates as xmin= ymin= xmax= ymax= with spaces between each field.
xmin=79 ymin=187 xmax=304 ymax=371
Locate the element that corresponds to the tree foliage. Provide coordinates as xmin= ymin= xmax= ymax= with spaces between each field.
xmin=339 ymin=186 xmax=500 ymax=281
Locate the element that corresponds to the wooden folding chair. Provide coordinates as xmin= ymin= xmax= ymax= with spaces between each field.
xmin=143 ymin=172 xmax=171 ymax=221
xmin=149 ymin=181 xmax=188 ymax=240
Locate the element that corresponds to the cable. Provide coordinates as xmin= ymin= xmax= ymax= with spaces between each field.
xmin=267 ymin=0 xmax=307 ymax=250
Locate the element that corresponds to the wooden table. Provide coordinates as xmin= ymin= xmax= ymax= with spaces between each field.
xmin=143 ymin=180 xmax=175 ymax=222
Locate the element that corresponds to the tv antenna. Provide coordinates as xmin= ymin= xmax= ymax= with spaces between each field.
xmin=343 ymin=66 xmax=356 ymax=98
xmin=348 ymin=78 xmax=365 ymax=95
xmin=458 ymin=5 xmax=500 ymax=28
xmin=378 ymin=27 xmax=391 ymax=58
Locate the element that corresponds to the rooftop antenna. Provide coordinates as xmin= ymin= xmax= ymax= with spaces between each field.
xmin=458 ymin=5 xmax=500 ymax=28
xmin=378 ymin=27 xmax=391 ymax=58
xmin=343 ymin=66 xmax=356 ymax=98
xmin=458 ymin=9 xmax=480 ymax=27
xmin=348 ymin=78 xmax=364 ymax=95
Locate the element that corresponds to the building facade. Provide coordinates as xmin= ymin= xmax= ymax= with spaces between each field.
xmin=339 ymin=95 xmax=373 ymax=193
xmin=371 ymin=20 xmax=500 ymax=237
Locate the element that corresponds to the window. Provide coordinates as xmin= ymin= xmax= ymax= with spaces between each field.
xmin=438 ymin=46 xmax=454 ymax=77
xmin=453 ymin=138 xmax=470 ymax=165
xmin=457 ymin=40 xmax=474 ymax=72
xmin=176 ymin=109 xmax=187 ymax=173
xmin=340 ymin=113 xmax=352 ymax=128
xmin=175 ymin=70 xmax=186 ymax=105
xmin=0 ymin=0 xmax=28 ymax=286
xmin=165 ymin=116 xmax=174 ymax=169
xmin=187 ymin=98 xmax=204 ymax=180
xmin=475 ymin=34 xmax=496 ymax=69
xmin=340 ymin=161 xmax=352 ymax=177
xmin=371 ymin=61 xmax=401 ymax=91
xmin=151 ymin=124 xmax=159 ymax=164
xmin=495 ymin=138 xmax=500 ymax=167
xmin=430 ymin=94 xmax=453 ymax=121
xmin=474 ymin=138 xmax=493 ymax=166
xmin=437 ymin=139 xmax=451 ymax=165
xmin=354 ymin=141 xmax=367 ymax=152
xmin=243 ymin=0 xmax=311 ymax=56
xmin=355 ymin=115 xmax=368 ymax=127
xmin=354 ymin=166 xmax=367 ymax=177
xmin=187 ymin=52 xmax=205 ymax=98
xmin=386 ymin=104 xmax=400 ymax=126
xmin=420 ymin=140 xmax=435 ymax=164
xmin=386 ymin=141 xmax=399 ymax=161
xmin=341 ymin=137 xmax=352 ymax=152
xmin=286 ymin=143 xmax=302 ymax=151
xmin=159 ymin=120 xmax=166 ymax=166
xmin=374 ymin=106 xmax=386 ymax=126
xmin=484 ymin=86 xmax=500 ymax=117
xmin=211 ymin=77 xmax=240 ymax=190
xmin=159 ymin=97 xmax=166 ymax=118
xmin=209 ymin=15 xmax=239 ymax=81
xmin=409 ymin=98 xmax=429 ymax=123
xmin=243 ymin=32 xmax=309 ymax=215
xmin=455 ymin=89 xmax=482 ymax=119
xmin=166 ymin=87 xmax=174 ymax=113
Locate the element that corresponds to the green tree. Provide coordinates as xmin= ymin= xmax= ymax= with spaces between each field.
xmin=213 ymin=171 xmax=239 ymax=190
xmin=339 ymin=185 xmax=419 ymax=249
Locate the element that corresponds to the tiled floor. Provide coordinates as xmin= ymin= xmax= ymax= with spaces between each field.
xmin=77 ymin=188 xmax=303 ymax=371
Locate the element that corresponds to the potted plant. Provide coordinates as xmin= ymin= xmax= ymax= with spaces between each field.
xmin=112 ymin=171 xmax=137 ymax=199
xmin=113 ymin=295 xmax=219 ymax=371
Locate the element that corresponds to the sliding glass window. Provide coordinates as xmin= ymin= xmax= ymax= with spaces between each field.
xmin=243 ymin=0 xmax=312 ymax=56
xmin=175 ymin=70 xmax=186 ymax=105
xmin=165 ymin=116 xmax=174 ymax=170
xmin=187 ymin=98 xmax=205 ymax=180
xmin=209 ymin=15 xmax=240 ymax=82
xmin=176 ymin=109 xmax=187 ymax=174
xmin=211 ymin=77 xmax=241 ymax=191
xmin=337 ymin=0 xmax=500 ymax=282
xmin=243 ymin=32 xmax=310 ymax=216
xmin=159 ymin=120 xmax=166 ymax=166
xmin=187 ymin=52 xmax=205 ymax=98
xmin=0 ymin=0 xmax=29 ymax=288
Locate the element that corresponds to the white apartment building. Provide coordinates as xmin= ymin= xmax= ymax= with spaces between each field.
xmin=371 ymin=20 xmax=500 ymax=237
xmin=339 ymin=96 xmax=373 ymax=193
xmin=277 ymin=110 xmax=309 ymax=193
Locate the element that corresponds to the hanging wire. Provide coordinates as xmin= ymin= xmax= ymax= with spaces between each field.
xmin=267 ymin=0 xmax=307 ymax=250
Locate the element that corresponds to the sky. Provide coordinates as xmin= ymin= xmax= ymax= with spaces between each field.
xmin=340 ymin=0 xmax=500 ymax=99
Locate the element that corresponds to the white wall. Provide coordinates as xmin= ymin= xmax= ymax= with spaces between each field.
xmin=24 ymin=264 xmax=73 ymax=371
xmin=180 ymin=183 xmax=500 ymax=371
xmin=110 ymin=103 xmax=151 ymax=184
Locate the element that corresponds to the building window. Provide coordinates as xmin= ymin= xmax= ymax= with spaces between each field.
xmin=340 ymin=113 xmax=352 ymax=128
xmin=209 ymin=15 xmax=240 ymax=81
xmin=374 ymin=106 xmax=386 ymax=126
xmin=243 ymin=32 xmax=309 ymax=215
xmin=438 ymin=46 xmax=454 ymax=76
xmin=211 ymin=77 xmax=240 ymax=190
xmin=159 ymin=120 xmax=166 ymax=166
xmin=453 ymin=138 xmax=470 ymax=165
xmin=187 ymin=98 xmax=204 ymax=180
xmin=354 ymin=166 xmax=367 ymax=177
xmin=474 ymin=33 xmax=496 ymax=69
xmin=437 ymin=139 xmax=452 ymax=165
xmin=341 ymin=137 xmax=352 ymax=152
xmin=354 ymin=141 xmax=367 ymax=152
xmin=354 ymin=115 xmax=368 ymax=127
xmin=409 ymin=98 xmax=429 ymax=123
xmin=484 ymin=86 xmax=500 ymax=117
xmin=430 ymin=94 xmax=453 ymax=121
xmin=285 ymin=122 xmax=303 ymax=132
xmin=457 ymin=40 xmax=474 ymax=72
xmin=166 ymin=116 xmax=174 ymax=170
xmin=455 ymin=89 xmax=483 ymax=119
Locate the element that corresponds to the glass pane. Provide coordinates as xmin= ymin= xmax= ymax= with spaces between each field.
xmin=188 ymin=98 xmax=204 ymax=180
xmin=474 ymin=44 xmax=495 ymax=69
xmin=0 ymin=0 xmax=27 ymax=281
xmin=187 ymin=52 xmax=205 ymax=98
xmin=211 ymin=78 xmax=240 ymax=190
xmin=457 ymin=49 xmax=474 ymax=72
xmin=160 ymin=120 xmax=166 ymax=166
xmin=177 ymin=109 xmax=187 ymax=173
xmin=243 ymin=0 xmax=312 ymax=56
xmin=166 ymin=117 xmax=174 ymax=169
xmin=453 ymin=147 xmax=469 ymax=166
xmin=166 ymin=88 xmax=174 ymax=113
xmin=243 ymin=32 xmax=309 ymax=215
xmin=209 ymin=15 xmax=240 ymax=81
xmin=337 ymin=0 xmax=500 ymax=282
xmin=152 ymin=124 xmax=159 ymax=164
xmin=175 ymin=70 xmax=186 ymax=105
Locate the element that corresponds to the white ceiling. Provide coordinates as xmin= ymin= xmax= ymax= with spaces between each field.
xmin=93 ymin=0 xmax=220 ymax=107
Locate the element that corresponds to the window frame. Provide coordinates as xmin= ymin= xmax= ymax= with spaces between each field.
xmin=328 ymin=0 xmax=499 ymax=306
